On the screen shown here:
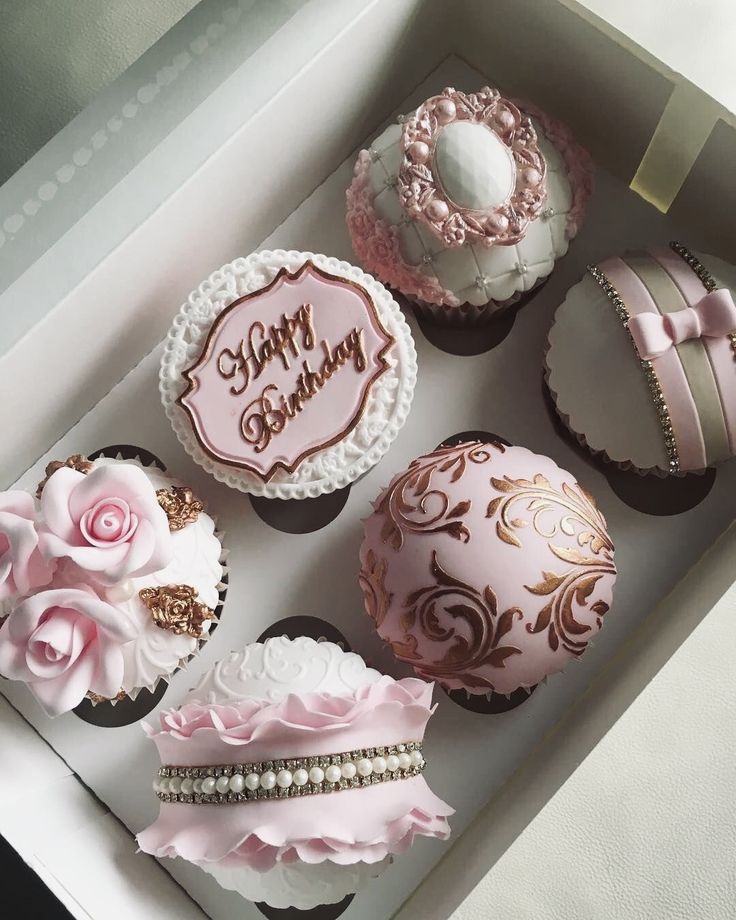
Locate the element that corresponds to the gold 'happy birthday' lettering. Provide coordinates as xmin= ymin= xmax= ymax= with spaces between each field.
xmin=240 ymin=329 xmax=367 ymax=453
xmin=217 ymin=303 xmax=315 ymax=395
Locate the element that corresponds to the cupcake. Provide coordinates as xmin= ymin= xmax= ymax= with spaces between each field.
xmin=137 ymin=636 xmax=452 ymax=910
xmin=160 ymin=251 xmax=417 ymax=499
xmin=0 ymin=454 xmax=224 ymax=716
xmin=346 ymin=86 xmax=592 ymax=325
xmin=546 ymin=243 xmax=736 ymax=475
xmin=359 ymin=440 xmax=616 ymax=695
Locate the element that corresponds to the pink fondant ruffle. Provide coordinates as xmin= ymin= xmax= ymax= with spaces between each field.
xmin=137 ymin=776 xmax=452 ymax=871
xmin=145 ymin=676 xmax=435 ymax=764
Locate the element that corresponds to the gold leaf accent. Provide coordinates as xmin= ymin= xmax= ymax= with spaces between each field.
xmin=496 ymin=520 xmax=521 ymax=547
xmin=156 ymin=486 xmax=204 ymax=532
xmin=139 ymin=585 xmax=215 ymax=639
xmin=358 ymin=550 xmax=392 ymax=628
xmin=36 ymin=454 xmax=93 ymax=497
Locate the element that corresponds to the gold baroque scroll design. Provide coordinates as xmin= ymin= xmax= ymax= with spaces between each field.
xmin=139 ymin=585 xmax=215 ymax=639
xmin=395 ymin=551 xmax=522 ymax=691
xmin=487 ymin=474 xmax=615 ymax=655
xmin=358 ymin=549 xmax=393 ymax=629
xmin=36 ymin=454 xmax=93 ymax=498
xmin=377 ymin=440 xmax=504 ymax=551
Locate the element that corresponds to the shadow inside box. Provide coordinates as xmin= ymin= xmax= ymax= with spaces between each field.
xmin=250 ymin=487 xmax=351 ymax=534
xmin=540 ymin=375 xmax=716 ymax=515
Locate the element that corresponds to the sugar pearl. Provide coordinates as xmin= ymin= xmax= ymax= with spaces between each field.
xmin=309 ymin=766 xmax=325 ymax=785
xmin=193 ymin=778 xmax=204 ymax=795
xmin=168 ymin=776 xmax=182 ymax=795
xmin=215 ymin=775 xmax=230 ymax=794
xmin=276 ymin=770 xmax=293 ymax=789
xmin=436 ymin=98 xmax=456 ymax=123
xmin=410 ymin=750 xmax=424 ymax=767
xmin=153 ymin=777 xmax=162 ymax=793
xmin=325 ymin=765 xmax=342 ymax=784
xmin=229 ymin=774 xmax=245 ymax=794
xmin=372 ymin=756 xmax=387 ymax=775
xmin=398 ymin=752 xmax=412 ymax=771
xmin=201 ymin=776 xmax=217 ymax=795
xmin=260 ymin=771 xmax=276 ymax=790
xmin=386 ymin=755 xmax=400 ymax=772
xmin=180 ymin=778 xmax=194 ymax=795
xmin=245 ymin=773 xmax=260 ymax=791
xmin=357 ymin=758 xmax=373 ymax=777
xmin=293 ymin=768 xmax=309 ymax=787
xmin=341 ymin=762 xmax=357 ymax=780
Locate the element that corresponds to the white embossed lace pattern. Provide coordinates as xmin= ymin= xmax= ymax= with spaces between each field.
xmin=159 ymin=251 xmax=417 ymax=499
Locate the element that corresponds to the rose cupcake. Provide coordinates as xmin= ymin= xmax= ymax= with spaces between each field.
xmin=0 ymin=454 xmax=224 ymax=717
xmin=347 ymin=86 xmax=592 ymax=325
xmin=546 ymin=243 xmax=736 ymax=475
xmin=359 ymin=440 xmax=616 ymax=698
xmin=137 ymin=636 xmax=452 ymax=909
xmin=160 ymin=250 xmax=417 ymax=499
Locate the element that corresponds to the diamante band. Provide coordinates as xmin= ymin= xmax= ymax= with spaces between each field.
xmin=154 ymin=742 xmax=425 ymax=804
xmin=587 ymin=263 xmax=680 ymax=473
xmin=670 ymin=241 xmax=736 ymax=360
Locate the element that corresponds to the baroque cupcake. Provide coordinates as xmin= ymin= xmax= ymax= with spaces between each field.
xmin=546 ymin=243 xmax=736 ymax=475
xmin=0 ymin=454 xmax=224 ymax=716
xmin=137 ymin=636 xmax=452 ymax=909
xmin=359 ymin=440 xmax=616 ymax=696
xmin=160 ymin=250 xmax=417 ymax=499
xmin=347 ymin=86 xmax=592 ymax=324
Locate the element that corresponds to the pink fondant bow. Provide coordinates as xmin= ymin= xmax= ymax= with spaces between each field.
xmin=628 ymin=288 xmax=736 ymax=360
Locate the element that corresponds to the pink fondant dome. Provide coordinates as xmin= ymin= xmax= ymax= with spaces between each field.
xmin=359 ymin=440 xmax=617 ymax=695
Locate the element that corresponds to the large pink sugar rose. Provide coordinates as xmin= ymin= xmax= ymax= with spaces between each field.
xmin=0 ymin=491 xmax=55 ymax=602
xmin=0 ymin=586 xmax=138 ymax=716
xmin=38 ymin=464 xmax=173 ymax=584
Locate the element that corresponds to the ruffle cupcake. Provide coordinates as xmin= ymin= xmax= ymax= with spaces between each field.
xmin=160 ymin=250 xmax=417 ymax=499
xmin=359 ymin=440 xmax=616 ymax=696
xmin=0 ymin=454 xmax=224 ymax=716
xmin=347 ymin=86 xmax=592 ymax=324
xmin=137 ymin=636 xmax=452 ymax=909
xmin=546 ymin=243 xmax=736 ymax=475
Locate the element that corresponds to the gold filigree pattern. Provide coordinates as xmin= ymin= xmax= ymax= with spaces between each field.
xmin=139 ymin=585 xmax=215 ymax=639
xmin=358 ymin=549 xmax=393 ymax=628
xmin=36 ymin=454 xmax=93 ymax=498
xmin=87 ymin=689 xmax=127 ymax=704
xmin=486 ymin=474 xmax=615 ymax=655
xmin=396 ymin=551 xmax=522 ymax=691
xmin=156 ymin=486 xmax=204 ymax=531
xmin=378 ymin=440 xmax=503 ymax=551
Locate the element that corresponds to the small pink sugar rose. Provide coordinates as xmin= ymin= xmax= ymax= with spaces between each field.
xmin=0 ymin=491 xmax=55 ymax=602
xmin=38 ymin=464 xmax=173 ymax=584
xmin=0 ymin=586 xmax=138 ymax=716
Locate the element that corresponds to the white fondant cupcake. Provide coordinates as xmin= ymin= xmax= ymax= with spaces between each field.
xmin=0 ymin=454 xmax=225 ymax=716
xmin=546 ymin=243 xmax=736 ymax=475
xmin=160 ymin=251 xmax=417 ymax=499
xmin=347 ymin=86 xmax=592 ymax=325
xmin=137 ymin=637 xmax=452 ymax=909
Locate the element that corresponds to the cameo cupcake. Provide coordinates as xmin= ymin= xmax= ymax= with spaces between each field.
xmin=359 ymin=440 xmax=616 ymax=696
xmin=347 ymin=86 xmax=592 ymax=324
xmin=546 ymin=243 xmax=736 ymax=475
xmin=0 ymin=454 xmax=224 ymax=716
xmin=160 ymin=250 xmax=417 ymax=498
xmin=137 ymin=636 xmax=452 ymax=909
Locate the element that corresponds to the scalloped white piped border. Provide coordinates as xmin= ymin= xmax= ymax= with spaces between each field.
xmin=159 ymin=250 xmax=418 ymax=498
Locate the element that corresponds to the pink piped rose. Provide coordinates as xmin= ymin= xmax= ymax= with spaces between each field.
xmin=38 ymin=464 xmax=173 ymax=584
xmin=0 ymin=586 xmax=138 ymax=716
xmin=0 ymin=491 xmax=55 ymax=603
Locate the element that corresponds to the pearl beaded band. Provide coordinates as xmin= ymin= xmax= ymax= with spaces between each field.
xmin=154 ymin=742 xmax=425 ymax=804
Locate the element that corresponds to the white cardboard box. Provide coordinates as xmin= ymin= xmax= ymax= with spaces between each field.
xmin=1 ymin=2 xmax=735 ymax=918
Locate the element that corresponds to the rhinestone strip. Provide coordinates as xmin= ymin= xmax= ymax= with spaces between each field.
xmin=154 ymin=741 xmax=425 ymax=805
xmin=669 ymin=241 xmax=736 ymax=360
xmin=587 ymin=263 xmax=680 ymax=473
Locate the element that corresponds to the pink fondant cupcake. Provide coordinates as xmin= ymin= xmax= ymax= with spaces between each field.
xmin=347 ymin=86 xmax=592 ymax=325
xmin=137 ymin=637 xmax=452 ymax=909
xmin=546 ymin=242 xmax=736 ymax=475
xmin=359 ymin=440 xmax=616 ymax=696
xmin=160 ymin=251 xmax=417 ymax=499
xmin=0 ymin=454 xmax=224 ymax=716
